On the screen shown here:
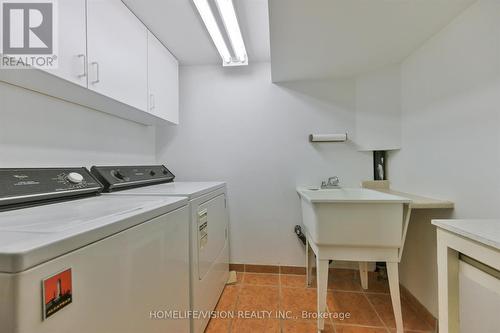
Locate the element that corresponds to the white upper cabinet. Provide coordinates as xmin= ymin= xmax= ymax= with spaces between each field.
xmin=86 ymin=0 xmax=148 ymax=111
xmin=0 ymin=0 xmax=178 ymax=125
xmin=45 ymin=0 xmax=87 ymax=87
xmin=147 ymin=32 xmax=179 ymax=124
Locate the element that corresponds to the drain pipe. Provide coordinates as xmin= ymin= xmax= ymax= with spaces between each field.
xmin=294 ymin=225 xmax=306 ymax=245
xmin=374 ymin=150 xmax=388 ymax=278
xmin=295 ymin=225 xmax=333 ymax=265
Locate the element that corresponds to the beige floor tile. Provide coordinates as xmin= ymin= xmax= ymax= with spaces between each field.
xmin=280 ymin=287 xmax=318 ymax=320
xmin=281 ymin=274 xmax=308 ymax=288
xmin=329 ymin=269 xmax=363 ymax=292
xmin=204 ymin=318 xmax=230 ymax=333
xmin=203 ymin=269 xmax=433 ymax=333
xmin=334 ymin=324 xmax=389 ymax=333
xmin=215 ymin=285 xmax=238 ymax=311
xmin=231 ymin=318 xmax=280 ymax=333
xmin=282 ymin=320 xmax=334 ymax=332
xmin=366 ymin=293 xmax=433 ymax=332
xmin=364 ymin=271 xmax=390 ymax=294
xmin=243 ymin=273 xmax=279 ymax=286
xmin=327 ymin=291 xmax=384 ymax=327
xmin=236 ymin=272 xmax=244 ymax=284
xmin=236 ymin=285 xmax=279 ymax=312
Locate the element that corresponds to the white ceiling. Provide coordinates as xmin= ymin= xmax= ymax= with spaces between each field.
xmin=124 ymin=0 xmax=475 ymax=80
xmin=123 ymin=0 xmax=271 ymax=65
xmin=269 ymin=0 xmax=476 ymax=82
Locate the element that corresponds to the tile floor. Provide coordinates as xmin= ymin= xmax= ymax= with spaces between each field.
xmin=205 ymin=269 xmax=435 ymax=333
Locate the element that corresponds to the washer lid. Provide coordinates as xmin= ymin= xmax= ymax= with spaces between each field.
xmin=0 ymin=195 xmax=187 ymax=273
xmin=105 ymin=181 xmax=226 ymax=199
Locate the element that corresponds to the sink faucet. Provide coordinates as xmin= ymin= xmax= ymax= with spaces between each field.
xmin=321 ymin=176 xmax=340 ymax=189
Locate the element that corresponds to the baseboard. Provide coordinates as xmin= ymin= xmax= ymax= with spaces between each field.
xmin=229 ymin=261 xmax=375 ymax=275
xmin=229 ymin=263 xmax=305 ymax=275
xmin=400 ymin=284 xmax=438 ymax=332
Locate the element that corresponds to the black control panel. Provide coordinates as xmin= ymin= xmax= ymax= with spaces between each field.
xmin=90 ymin=165 xmax=175 ymax=192
xmin=0 ymin=168 xmax=103 ymax=209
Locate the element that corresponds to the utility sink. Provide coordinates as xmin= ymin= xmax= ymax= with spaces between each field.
xmin=298 ymin=187 xmax=412 ymax=333
xmin=297 ymin=187 xmax=411 ymax=247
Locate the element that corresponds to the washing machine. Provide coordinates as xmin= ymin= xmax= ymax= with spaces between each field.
xmin=91 ymin=165 xmax=229 ymax=333
xmin=0 ymin=167 xmax=190 ymax=333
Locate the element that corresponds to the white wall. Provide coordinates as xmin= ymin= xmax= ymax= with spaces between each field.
xmin=0 ymin=82 xmax=156 ymax=167
xmin=156 ymin=62 xmax=372 ymax=266
xmin=355 ymin=64 xmax=401 ymax=151
xmin=389 ymin=0 xmax=500 ymax=316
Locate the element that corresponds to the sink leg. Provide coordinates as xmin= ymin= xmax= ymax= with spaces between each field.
xmin=316 ymin=258 xmax=329 ymax=331
xmin=387 ymin=262 xmax=403 ymax=333
xmin=359 ymin=262 xmax=368 ymax=290
xmin=306 ymin=238 xmax=315 ymax=287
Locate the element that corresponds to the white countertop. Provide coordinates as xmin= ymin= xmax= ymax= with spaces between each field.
xmin=432 ymin=219 xmax=500 ymax=250
xmin=361 ymin=180 xmax=454 ymax=209
xmin=375 ymin=189 xmax=455 ymax=209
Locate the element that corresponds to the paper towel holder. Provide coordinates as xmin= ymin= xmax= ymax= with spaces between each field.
xmin=309 ymin=133 xmax=348 ymax=142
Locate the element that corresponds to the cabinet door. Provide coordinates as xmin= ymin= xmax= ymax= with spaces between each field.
xmin=147 ymin=31 xmax=179 ymax=124
xmin=45 ymin=0 xmax=87 ymax=87
xmin=87 ymin=0 xmax=148 ymax=111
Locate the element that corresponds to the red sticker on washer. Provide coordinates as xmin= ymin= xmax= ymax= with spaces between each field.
xmin=42 ymin=268 xmax=73 ymax=319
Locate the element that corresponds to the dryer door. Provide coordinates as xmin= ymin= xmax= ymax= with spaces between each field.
xmin=197 ymin=194 xmax=227 ymax=280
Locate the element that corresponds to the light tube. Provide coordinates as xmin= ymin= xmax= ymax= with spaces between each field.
xmin=193 ymin=0 xmax=232 ymax=64
xmin=215 ymin=0 xmax=247 ymax=63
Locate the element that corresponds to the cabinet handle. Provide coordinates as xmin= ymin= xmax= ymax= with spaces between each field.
xmin=77 ymin=54 xmax=87 ymax=78
xmin=91 ymin=62 xmax=100 ymax=84
xmin=149 ymin=93 xmax=155 ymax=110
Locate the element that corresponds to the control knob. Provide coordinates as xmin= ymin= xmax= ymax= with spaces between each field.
xmin=111 ymin=170 xmax=129 ymax=182
xmin=111 ymin=170 xmax=125 ymax=181
xmin=67 ymin=172 xmax=84 ymax=184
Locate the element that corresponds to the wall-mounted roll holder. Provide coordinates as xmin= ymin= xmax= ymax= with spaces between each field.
xmin=309 ymin=133 xmax=348 ymax=142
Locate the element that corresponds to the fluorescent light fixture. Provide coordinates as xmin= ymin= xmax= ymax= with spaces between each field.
xmin=193 ymin=0 xmax=248 ymax=66
xmin=214 ymin=0 xmax=247 ymax=64
xmin=192 ymin=0 xmax=232 ymax=64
